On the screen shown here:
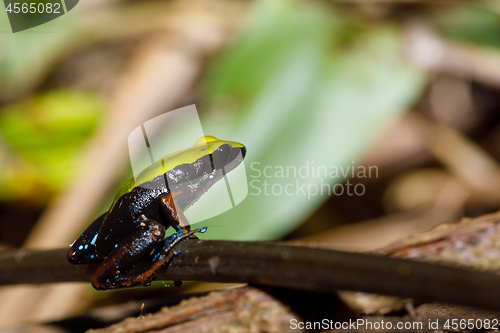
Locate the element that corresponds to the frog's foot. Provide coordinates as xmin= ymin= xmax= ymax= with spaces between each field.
xmin=165 ymin=226 xmax=207 ymax=245
xmin=90 ymin=226 xmax=205 ymax=290
xmin=67 ymin=212 xmax=106 ymax=264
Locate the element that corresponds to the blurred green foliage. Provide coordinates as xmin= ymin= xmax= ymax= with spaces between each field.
xmin=0 ymin=0 xmax=78 ymax=100
xmin=0 ymin=90 xmax=103 ymax=202
xmin=198 ymin=0 xmax=425 ymax=240
xmin=434 ymin=4 xmax=500 ymax=49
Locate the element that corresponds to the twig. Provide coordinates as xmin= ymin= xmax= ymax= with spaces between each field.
xmin=1 ymin=240 xmax=500 ymax=311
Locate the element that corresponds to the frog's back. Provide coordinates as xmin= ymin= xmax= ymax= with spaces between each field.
xmin=109 ymin=175 xmax=170 ymax=220
xmin=95 ymin=175 xmax=170 ymax=255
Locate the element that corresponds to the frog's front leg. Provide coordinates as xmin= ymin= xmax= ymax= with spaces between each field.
xmin=67 ymin=212 xmax=106 ymax=264
xmin=90 ymin=219 xmax=166 ymax=290
xmin=91 ymin=223 xmax=205 ymax=290
xmin=160 ymin=193 xmax=198 ymax=240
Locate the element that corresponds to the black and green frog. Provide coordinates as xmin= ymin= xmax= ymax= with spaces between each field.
xmin=67 ymin=136 xmax=246 ymax=290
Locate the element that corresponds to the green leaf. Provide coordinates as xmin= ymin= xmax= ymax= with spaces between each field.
xmin=433 ymin=4 xmax=500 ymax=49
xmin=0 ymin=90 xmax=103 ymax=201
xmin=198 ymin=0 xmax=425 ymax=240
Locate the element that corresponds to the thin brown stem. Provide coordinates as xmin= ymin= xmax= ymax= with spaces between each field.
xmin=0 ymin=240 xmax=499 ymax=311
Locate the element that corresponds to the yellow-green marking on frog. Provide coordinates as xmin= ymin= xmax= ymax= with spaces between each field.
xmin=110 ymin=136 xmax=245 ymax=210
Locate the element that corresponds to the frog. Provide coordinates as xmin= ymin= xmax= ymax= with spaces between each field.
xmin=67 ymin=135 xmax=246 ymax=290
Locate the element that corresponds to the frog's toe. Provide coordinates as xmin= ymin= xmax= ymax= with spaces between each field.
xmin=67 ymin=244 xmax=101 ymax=264
xmin=67 ymin=250 xmax=101 ymax=264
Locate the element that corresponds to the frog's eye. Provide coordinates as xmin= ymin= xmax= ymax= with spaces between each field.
xmin=215 ymin=144 xmax=232 ymax=163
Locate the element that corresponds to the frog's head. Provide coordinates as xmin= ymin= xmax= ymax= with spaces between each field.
xmin=160 ymin=135 xmax=246 ymax=210
xmin=135 ymin=135 xmax=246 ymax=189
xmin=111 ymin=136 xmax=246 ymax=212
xmin=194 ymin=135 xmax=246 ymax=174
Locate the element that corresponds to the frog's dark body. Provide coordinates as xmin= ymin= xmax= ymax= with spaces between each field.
xmin=97 ymin=155 xmax=213 ymax=256
xmin=67 ymin=138 xmax=246 ymax=290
